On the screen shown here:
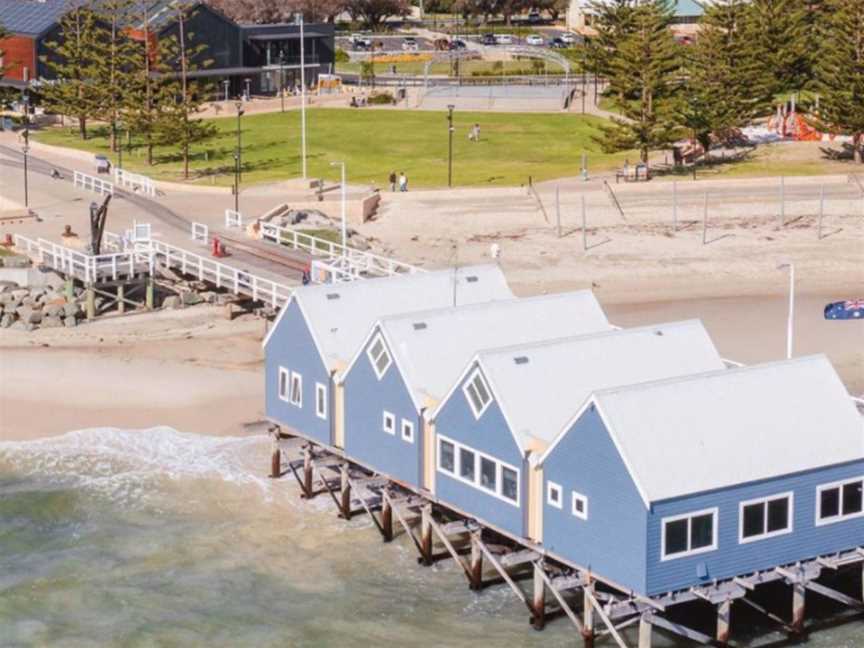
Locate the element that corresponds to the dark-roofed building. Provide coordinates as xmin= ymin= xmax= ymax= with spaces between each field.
xmin=0 ymin=0 xmax=70 ymax=85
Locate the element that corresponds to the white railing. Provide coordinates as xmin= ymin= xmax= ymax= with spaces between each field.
xmin=73 ymin=171 xmax=114 ymax=196
xmin=191 ymin=223 xmax=209 ymax=244
xmin=259 ymin=222 xmax=423 ymax=278
xmin=225 ymin=209 xmax=243 ymax=228
xmin=12 ymin=234 xmax=147 ymax=283
xmin=114 ymin=168 xmax=157 ymax=197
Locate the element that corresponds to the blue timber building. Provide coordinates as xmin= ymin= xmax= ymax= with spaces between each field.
xmin=539 ymin=355 xmax=864 ymax=596
xmin=263 ymin=266 xmax=512 ymax=448
xmin=338 ymin=291 xmax=612 ymax=491
xmin=429 ymin=320 xmax=727 ymax=542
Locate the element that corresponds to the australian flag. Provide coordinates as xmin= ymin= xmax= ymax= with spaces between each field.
xmin=825 ymin=300 xmax=864 ymax=320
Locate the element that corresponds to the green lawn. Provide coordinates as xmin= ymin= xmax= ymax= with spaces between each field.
xmin=35 ymin=108 xmax=630 ymax=188
xmin=336 ymin=59 xmax=568 ymax=76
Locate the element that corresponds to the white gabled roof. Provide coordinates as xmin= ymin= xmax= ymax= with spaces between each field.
xmin=472 ymin=320 xmax=725 ymax=451
xmin=374 ymin=290 xmax=612 ymax=413
xmin=262 ymin=265 xmax=513 ymax=368
xmin=592 ymin=355 xmax=864 ymax=505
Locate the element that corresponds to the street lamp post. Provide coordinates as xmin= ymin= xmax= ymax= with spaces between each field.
xmin=117 ymin=120 xmax=124 ymax=170
xmin=223 ymin=79 xmax=230 ymax=102
xmin=447 ymin=104 xmax=455 ymax=188
xmin=330 ymin=161 xmax=347 ymax=257
xmin=778 ymin=262 xmax=795 ymax=359
xmin=244 ymin=77 xmax=251 ymax=101
xmin=279 ymin=52 xmax=286 ymax=113
xmin=296 ymin=13 xmax=308 ymax=179
xmin=235 ymin=100 xmax=244 ymax=213
xmin=22 ymin=89 xmax=30 ymax=208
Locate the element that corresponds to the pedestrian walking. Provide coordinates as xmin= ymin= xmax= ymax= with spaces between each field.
xmin=388 ymin=171 xmax=397 ymax=192
xmin=473 ymin=123 xmax=480 ymax=142
xmin=399 ymin=172 xmax=407 ymax=192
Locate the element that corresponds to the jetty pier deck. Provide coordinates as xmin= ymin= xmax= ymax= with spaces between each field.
xmin=260 ymin=425 xmax=864 ymax=648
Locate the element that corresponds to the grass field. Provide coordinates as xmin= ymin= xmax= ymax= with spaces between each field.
xmin=35 ymin=108 xmax=630 ymax=188
xmin=335 ymin=59 xmax=568 ymax=76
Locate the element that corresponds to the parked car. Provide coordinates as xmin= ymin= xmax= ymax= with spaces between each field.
xmin=525 ymin=34 xmax=544 ymax=46
xmin=527 ymin=10 xmax=542 ymax=23
xmin=94 ymin=155 xmax=111 ymax=174
xmin=481 ymin=33 xmax=497 ymax=46
xmin=401 ymin=36 xmax=418 ymax=51
xmin=495 ymin=33 xmax=513 ymax=45
xmin=560 ymin=32 xmax=577 ymax=44
xmin=350 ymin=33 xmax=373 ymax=50
xmin=549 ymin=37 xmax=567 ymax=49
xmin=449 ymin=39 xmax=467 ymax=50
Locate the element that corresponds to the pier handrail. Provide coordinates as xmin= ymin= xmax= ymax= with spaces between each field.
xmin=73 ymin=171 xmax=114 ymax=196
xmin=114 ymin=168 xmax=156 ymax=197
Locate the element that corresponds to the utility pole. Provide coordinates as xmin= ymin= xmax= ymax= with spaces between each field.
xmin=447 ymin=104 xmax=455 ymax=188
xmin=235 ymin=101 xmax=244 ymax=214
xmin=279 ymin=52 xmax=286 ymax=113
xmin=22 ymin=68 xmax=30 ymax=209
xmin=778 ymin=263 xmax=795 ymax=359
xmin=331 ymin=161 xmax=347 ymax=257
xmin=297 ymin=13 xmax=308 ymax=179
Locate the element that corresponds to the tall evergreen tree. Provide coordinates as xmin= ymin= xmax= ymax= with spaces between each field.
xmin=679 ymin=0 xmax=767 ymax=154
xmin=744 ymin=0 xmax=811 ymax=99
xmin=41 ymin=6 xmax=103 ymax=139
xmin=0 ymin=22 xmax=9 ymax=78
xmin=812 ymin=0 xmax=864 ymax=163
xmin=595 ymin=0 xmax=681 ymax=165
xmin=584 ymin=0 xmax=639 ymax=83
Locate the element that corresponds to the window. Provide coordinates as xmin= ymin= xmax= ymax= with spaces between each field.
xmin=401 ymin=419 xmax=414 ymax=443
xmin=382 ymin=411 xmax=395 ymax=435
xmin=459 ymin=447 xmax=476 ymax=482
xmin=817 ymin=478 xmax=864 ymax=525
xmin=367 ymin=334 xmax=392 ymax=379
xmin=439 ymin=439 xmax=455 ymax=474
xmin=289 ymin=372 xmax=302 ymax=407
xmin=436 ymin=435 xmax=519 ymax=506
xmin=315 ymin=383 xmax=327 ymax=420
xmin=661 ymin=508 xmax=718 ymax=560
xmin=480 ymin=456 xmax=497 ymax=493
xmin=278 ymin=367 xmax=289 ymax=401
xmin=572 ymin=492 xmax=589 ymax=520
xmin=547 ymin=481 xmax=563 ymax=509
xmin=739 ymin=493 xmax=793 ymax=543
xmin=463 ymin=369 xmax=492 ymax=418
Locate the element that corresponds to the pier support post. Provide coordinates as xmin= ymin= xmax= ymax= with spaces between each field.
xmin=301 ymin=446 xmax=313 ymax=498
xmin=145 ymin=279 xmax=154 ymax=310
xmin=269 ymin=433 xmax=281 ymax=478
xmin=85 ymin=284 xmax=95 ymax=321
xmin=64 ymin=278 xmax=74 ymax=301
xmin=791 ymin=581 xmax=806 ymax=634
xmin=638 ymin=615 xmax=652 ymax=648
xmin=531 ymin=562 xmax=546 ymax=630
xmin=381 ymin=492 xmax=393 ymax=542
xmin=716 ymin=599 xmax=731 ymax=645
xmin=582 ymin=580 xmax=595 ymax=648
xmin=339 ymin=464 xmax=352 ymax=520
xmin=419 ymin=504 xmax=433 ymax=566
xmin=117 ymin=284 xmax=125 ymax=314
xmin=469 ymin=532 xmax=483 ymax=590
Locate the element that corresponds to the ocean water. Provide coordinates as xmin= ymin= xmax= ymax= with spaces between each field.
xmin=0 ymin=428 xmax=861 ymax=648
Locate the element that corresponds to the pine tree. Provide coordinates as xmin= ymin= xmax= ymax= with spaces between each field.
xmin=41 ymin=6 xmax=103 ymax=139
xmin=0 ymin=22 xmax=9 ymax=78
xmin=812 ymin=0 xmax=864 ymax=163
xmin=584 ymin=0 xmax=639 ymax=83
xmin=595 ymin=0 xmax=681 ymax=165
xmin=744 ymin=0 xmax=811 ymax=99
xmin=679 ymin=0 xmax=767 ymax=154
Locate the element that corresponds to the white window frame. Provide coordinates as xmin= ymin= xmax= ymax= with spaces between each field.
xmin=660 ymin=507 xmax=719 ymax=562
xmin=401 ymin=419 xmax=414 ymax=443
xmin=572 ymin=491 xmax=589 ymax=520
xmin=462 ymin=368 xmax=493 ymax=419
xmin=815 ymin=477 xmax=864 ymax=526
xmin=436 ymin=434 xmax=520 ymax=507
xmin=382 ymin=411 xmax=396 ymax=435
xmin=278 ymin=366 xmax=290 ymax=401
xmin=547 ymin=481 xmax=563 ymax=509
xmin=315 ymin=383 xmax=327 ymax=420
xmin=738 ymin=492 xmax=794 ymax=543
xmin=366 ymin=333 xmax=392 ymax=379
xmin=289 ymin=371 xmax=303 ymax=407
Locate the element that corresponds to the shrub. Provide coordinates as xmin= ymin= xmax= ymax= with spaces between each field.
xmin=335 ymin=48 xmax=350 ymax=64
xmin=367 ymin=91 xmax=395 ymax=105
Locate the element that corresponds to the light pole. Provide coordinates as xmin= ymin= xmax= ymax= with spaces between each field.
xmin=223 ymin=79 xmax=230 ymax=102
xmin=279 ymin=51 xmax=286 ymax=113
xmin=330 ymin=161 xmax=347 ymax=257
xmin=117 ymin=120 xmax=124 ymax=170
xmin=235 ymin=100 xmax=244 ymax=213
xmin=447 ymin=104 xmax=455 ymax=188
xmin=296 ymin=12 xmax=308 ymax=179
xmin=778 ymin=262 xmax=795 ymax=359
xmin=22 ymin=89 xmax=30 ymax=208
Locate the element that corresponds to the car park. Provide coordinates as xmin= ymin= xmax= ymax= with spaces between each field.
xmin=525 ymin=34 xmax=544 ymax=46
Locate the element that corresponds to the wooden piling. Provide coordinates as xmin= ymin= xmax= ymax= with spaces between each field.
xmin=419 ymin=504 xmax=433 ymax=566
xmin=469 ymin=532 xmax=483 ymax=590
xmin=716 ymin=598 xmax=731 ymax=645
xmin=339 ymin=464 xmax=352 ymax=519
xmin=145 ymin=279 xmax=154 ymax=310
xmin=381 ymin=492 xmax=393 ymax=542
xmin=301 ymin=446 xmax=313 ymax=498
xmin=638 ymin=614 xmax=652 ymax=648
xmin=117 ymin=284 xmax=125 ymax=314
xmin=531 ymin=561 xmax=546 ymax=630
xmin=85 ymin=284 xmax=95 ymax=321
xmin=582 ymin=580 xmax=595 ymax=647
xmin=792 ymin=581 xmax=806 ymax=633
xmin=269 ymin=434 xmax=281 ymax=478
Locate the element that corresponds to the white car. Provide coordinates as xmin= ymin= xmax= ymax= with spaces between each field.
xmin=495 ymin=34 xmax=514 ymax=45
xmin=401 ymin=37 xmax=418 ymax=51
xmin=560 ymin=32 xmax=577 ymax=44
xmin=525 ymin=34 xmax=544 ymax=46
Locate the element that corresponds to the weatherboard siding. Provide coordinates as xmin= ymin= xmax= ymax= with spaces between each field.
xmin=343 ymin=331 xmax=421 ymax=487
xmin=265 ymin=299 xmax=331 ymax=445
xmin=646 ymin=459 xmax=864 ymax=596
xmin=434 ymin=365 xmax=525 ymax=536
xmin=542 ymin=406 xmax=647 ymax=593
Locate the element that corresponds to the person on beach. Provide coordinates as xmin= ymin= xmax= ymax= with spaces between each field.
xmin=468 ymin=123 xmax=480 ymax=142
xmin=399 ymin=172 xmax=407 ymax=192
xmin=389 ymin=171 xmax=397 ymax=192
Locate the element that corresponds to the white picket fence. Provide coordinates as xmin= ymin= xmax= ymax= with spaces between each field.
xmin=12 ymin=234 xmax=149 ymax=283
xmin=114 ymin=168 xmax=157 ymax=197
xmin=191 ymin=223 xmax=209 ymax=245
xmin=73 ymin=171 xmax=114 ymax=196
xmin=225 ymin=209 xmax=243 ymax=228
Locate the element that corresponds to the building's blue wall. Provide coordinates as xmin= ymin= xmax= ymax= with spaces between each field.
xmin=343 ymin=329 xmax=421 ymax=487
xmin=434 ymin=363 xmax=525 ymax=536
xmin=265 ymin=299 xmax=331 ymax=445
xmin=542 ymin=406 xmax=647 ymax=593
xmin=646 ymin=459 xmax=864 ymax=595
